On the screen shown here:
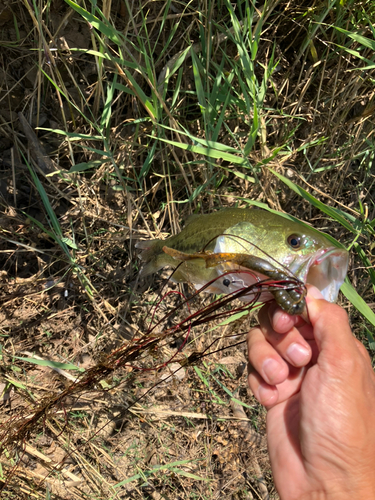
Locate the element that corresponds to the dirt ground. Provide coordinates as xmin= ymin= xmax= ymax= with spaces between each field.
xmin=0 ymin=0 xmax=374 ymax=499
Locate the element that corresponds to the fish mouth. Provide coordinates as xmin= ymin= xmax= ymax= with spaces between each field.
xmin=302 ymin=247 xmax=349 ymax=303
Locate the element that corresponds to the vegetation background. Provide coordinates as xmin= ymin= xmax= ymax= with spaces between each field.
xmin=0 ymin=0 xmax=374 ymax=498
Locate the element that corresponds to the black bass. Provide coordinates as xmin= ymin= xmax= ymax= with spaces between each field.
xmin=136 ymin=208 xmax=348 ymax=313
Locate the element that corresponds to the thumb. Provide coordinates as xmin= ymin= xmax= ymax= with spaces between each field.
xmin=306 ymin=285 xmax=355 ymax=358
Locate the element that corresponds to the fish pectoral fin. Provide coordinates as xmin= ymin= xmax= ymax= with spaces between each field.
xmin=162 ymin=246 xmax=211 ymax=262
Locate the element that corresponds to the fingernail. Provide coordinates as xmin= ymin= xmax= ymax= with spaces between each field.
xmin=307 ymin=285 xmax=324 ymax=299
xmin=262 ymin=358 xmax=282 ymax=383
xmin=286 ymin=343 xmax=310 ymax=366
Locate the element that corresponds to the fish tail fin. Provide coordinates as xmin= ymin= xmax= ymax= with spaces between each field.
xmin=136 ymin=239 xmax=172 ymax=277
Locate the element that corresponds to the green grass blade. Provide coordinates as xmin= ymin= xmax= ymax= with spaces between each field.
xmin=243 ymin=101 xmax=258 ymax=156
xmin=163 ymin=45 xmax=190 ymax=83
xmin=37 ymin=128 xmax=103 ymax=140
xmin=229 ymin=169 xmax=255 ymax=184
xmin=154 ymin=124 xmax=245 ymax=154
xmin=138 ymin=140 xmax=157 ymax=182
xmin=334 ymin=44 xmax=375 ymax=70
xmin=269 ymin=169 xmax=359 ymax=233
xmin=70 ymin=49 xmax=142 ymax=71
xmin=335 ymin=26 xmax=375 ymax=51
xmin=64 ymin=0 xmax=123 ymax=45
xmin=209 ymin=372 xmax=253 ymax=409
xmin=170 ymin=67 xmax=184 ymax=110
xmin=68 ymin=160 xmax=108 ymax=173
xmin=122 ymin=67 xmax=156 ymax=119
xmin=212 ymin=88 xmax=231 ymax=142
xmin=341 ymin=278 xmax=375 ymax=328
xmin=157 ymin=137 xmax=251 ymax=167
xmin=100 ymin=72 xmax=117 ymax=134
xmin=191 ymin=49 xmax=207 ymax=131
xmin=13 ymin=357 xmax=85 ymax=371
xmin=194 ymin=366 xmax=226 ymax=405
xmin=24 ymin=155 xmax=72 ymax=257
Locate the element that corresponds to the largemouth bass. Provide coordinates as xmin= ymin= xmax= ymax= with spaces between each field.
xmin=136 ymin=208 xmax=348 ymax=314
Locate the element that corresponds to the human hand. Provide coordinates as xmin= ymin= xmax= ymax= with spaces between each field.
xmin=247 ymin=285 xmax=375 ymax=500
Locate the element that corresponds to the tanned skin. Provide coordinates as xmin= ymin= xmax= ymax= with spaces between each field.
xmin=247 ymin=285 xmax=375 ymax=500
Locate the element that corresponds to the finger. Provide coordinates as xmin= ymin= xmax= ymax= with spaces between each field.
xmin=263 ymin=301 xmax=315 ymax=341
xmin=248 ymin=362 xmax=306 ymax=409
xmin=267 ymin=301 xmax=306 ymax=334
xmin=264 ymin=286 xmax=327 ymax=336
xmin=247 ymin=327 xmax=289 ymax=386
xmin=247 ymin=365 xmax=279 ymax=407
xmin=258 ymin=307 xmax=312 ymax=367
xmin=305 ymin=286 xmax=360 ymax=369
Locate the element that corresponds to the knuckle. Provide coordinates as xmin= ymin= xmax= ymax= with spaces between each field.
xmin=317 ymin=302 xmax=349 ymax=327
xmin=247 ymin=326 xmax=261 ymax=343
xmin=329 ymin=303 xmax=349 ymax=322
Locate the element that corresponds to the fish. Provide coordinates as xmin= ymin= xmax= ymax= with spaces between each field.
xmin=136 ymin=208 xmax=349 ymax=314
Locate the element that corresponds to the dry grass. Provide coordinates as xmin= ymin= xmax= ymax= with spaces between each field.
xmin=0 ymin=0 xmax=374 ymax=498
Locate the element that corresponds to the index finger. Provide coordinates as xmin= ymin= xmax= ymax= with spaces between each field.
xmin=267 ymin=285 xmax=323 ymax=336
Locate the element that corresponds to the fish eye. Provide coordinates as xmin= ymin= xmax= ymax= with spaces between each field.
xmin=287 ymin=234 xmax=303 ymax=250
xmin=223 ymin=278 xmax=231 ymax=287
